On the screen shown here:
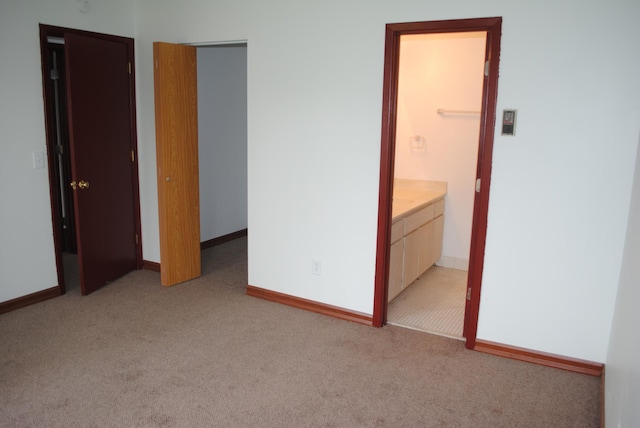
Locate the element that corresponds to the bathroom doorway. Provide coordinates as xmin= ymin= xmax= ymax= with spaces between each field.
xmin=386 ymin=31 xmax=487 ymax=339
xmin=373 ymin=18 xmax=502 ymax=350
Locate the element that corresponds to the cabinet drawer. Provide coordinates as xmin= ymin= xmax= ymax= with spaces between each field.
xmin=434 ymin=199 xmax=445 ymax=217
xmin=405 ymin=204 xmax=435 ymax=234
xmin=391 ymin=219 xmax=404 ymax=244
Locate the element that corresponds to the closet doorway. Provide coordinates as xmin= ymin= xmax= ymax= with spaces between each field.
xmin=373 ymin=18 xmax=502 ymax=350
xmin=154 ymin=41 xmax=248 ymax=282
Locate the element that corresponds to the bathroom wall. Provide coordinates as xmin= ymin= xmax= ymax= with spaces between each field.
xmin=394 ymin=32 xmax=486 ymax=269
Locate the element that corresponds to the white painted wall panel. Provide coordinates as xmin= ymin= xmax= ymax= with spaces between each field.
xmin=605 ymin=131 xmax=640 ymax=428
xmin=197 ymin=46 xmax=248 ymax=241
xmin=394 ymin=32 xmax=486 ymax=266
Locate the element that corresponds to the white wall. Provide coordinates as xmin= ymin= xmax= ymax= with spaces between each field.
xmin=0 ymin=0 xmax=135 ymax=303
xmin=133 ymin=0 xmax=640 ymax=363
xmin=197 ymin=46 xmax=248 ymax=241
xmin=605 ymin=132 xmax=640 ymax=427
xmin=474 ymin=3 xmax=640 ymax=363
xmin=394 ymin=32 xmax=486 ymax=268
xmin=2 ymin=0 xmax=639 ymax=367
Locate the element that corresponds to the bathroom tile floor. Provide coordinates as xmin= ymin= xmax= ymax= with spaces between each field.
xmin=387 ymin=266 xmax=467 ymax=339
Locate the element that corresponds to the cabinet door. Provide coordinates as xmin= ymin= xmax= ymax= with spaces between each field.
xmin=418 ymin=220 xmax=434 ymax=276
xmin=403 ymin=228 xmax=421 ymax=288
xmin=431 ymin=215 xmax=444 ymax=266
xmin=388 ymin=239 xmax=404 ymax=302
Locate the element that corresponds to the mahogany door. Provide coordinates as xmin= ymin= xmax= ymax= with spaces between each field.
xmin=65 ymin=33 xmax=138 ymax=295
xmin=153 ymin=42 xmax=201 ymax=286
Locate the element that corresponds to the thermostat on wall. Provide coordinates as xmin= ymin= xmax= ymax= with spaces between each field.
xmin=502 ymin=109 xmax=517 ymax=136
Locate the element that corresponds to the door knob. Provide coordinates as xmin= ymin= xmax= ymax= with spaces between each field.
xmin=70 ymin=180 xmax=90 ymax=190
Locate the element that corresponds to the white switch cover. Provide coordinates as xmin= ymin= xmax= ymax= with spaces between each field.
xmin=311 ymin=260 xmax=322 ymax=276
xmin=409 ymin=135 xmax=425 ymax=149
xmin=32 ymin=151 xmax=45 ymax=169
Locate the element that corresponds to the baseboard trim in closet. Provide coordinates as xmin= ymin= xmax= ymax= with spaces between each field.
xmin=201 ymin=229 xmax=247 ymax=250
xmin=474 ymin=339 xmax=603 ymax=376
xmin=246 ymin=285 xmax=372 ymax=326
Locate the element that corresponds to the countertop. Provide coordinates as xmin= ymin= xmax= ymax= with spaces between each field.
xmin=392 ymin=179 xmax=447 ymax=221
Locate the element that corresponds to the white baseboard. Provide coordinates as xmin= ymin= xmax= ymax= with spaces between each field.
xmin=436 ymin=256 xmax=469 ymax=271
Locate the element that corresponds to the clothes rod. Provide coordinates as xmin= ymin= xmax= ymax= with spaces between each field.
xmin=437 ymin=108 xmax=480 ymax=115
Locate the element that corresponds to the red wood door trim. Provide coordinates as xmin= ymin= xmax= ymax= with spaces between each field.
xmin=373 ymin=18 xmax=502 ymax=350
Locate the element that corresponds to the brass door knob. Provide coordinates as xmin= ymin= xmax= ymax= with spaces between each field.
xmin=71 ymin=180 xmax=90 ymax=190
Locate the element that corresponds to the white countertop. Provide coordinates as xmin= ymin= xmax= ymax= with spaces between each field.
xmin=392 ymin=179 xmax=447 ymax=221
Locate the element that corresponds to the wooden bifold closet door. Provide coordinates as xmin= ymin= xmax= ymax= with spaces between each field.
xmin=153 ymin=42 xmax=201 ymax=286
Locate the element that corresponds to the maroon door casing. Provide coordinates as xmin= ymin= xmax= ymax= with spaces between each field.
xmin=64 ymin=33 xmax=138 ymax=295
xmin=373 ymin=18 xmax=502 ymax=350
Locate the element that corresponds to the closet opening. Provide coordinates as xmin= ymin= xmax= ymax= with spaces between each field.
xmin=153 ymin=40 xmax=248 ymax=283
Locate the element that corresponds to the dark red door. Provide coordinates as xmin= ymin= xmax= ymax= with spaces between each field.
xmin=64 ymin=33 xmax=137 ymax=295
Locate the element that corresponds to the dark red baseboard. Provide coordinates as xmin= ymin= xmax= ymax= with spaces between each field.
xmin=474 ymin=339 xmax=603 ymax=377
xmin=600 ymin=367 xmax=606 ymax=427
xmin=143 ymin=229 xmax=248 ymax=273
xmin=246 ymin=285 xmax=372 ymax=326
xmin=201 ymin=229 xmax=247 ymax=250
xmin=0 ymin=286 xmax=61 ymax=314
xmin=143 ymin=260 xmax=161 ymax=272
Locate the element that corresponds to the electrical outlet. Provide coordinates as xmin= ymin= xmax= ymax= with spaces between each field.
xmin=311 ymin=260 xmax=322 ymax=276
xmin=77 ymin=0 xmax=90 ymax=13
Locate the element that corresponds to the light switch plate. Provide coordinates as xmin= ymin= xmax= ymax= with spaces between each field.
xmin=32 ymin=151 xmax=45 ymax=169
xmin=502 ymin=109 xmax=517 ymax=136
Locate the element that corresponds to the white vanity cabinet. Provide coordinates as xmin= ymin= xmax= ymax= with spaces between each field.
xmin=431 ymin=202 xmax=445 ymax=265
xmin=388 ymin=197 xmax=445 ymax=303
xmin=388 ymin=219 xmax=405 ymax=302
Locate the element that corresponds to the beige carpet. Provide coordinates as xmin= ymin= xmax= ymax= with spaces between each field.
xmin=388 ymin=266 xmax=467 ymax=339
xmin=0 ymin=237 xmax=600 ymax=427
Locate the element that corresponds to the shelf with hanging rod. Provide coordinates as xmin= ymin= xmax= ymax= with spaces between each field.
xmin=437 ymin=108 xmax=480 ymax=115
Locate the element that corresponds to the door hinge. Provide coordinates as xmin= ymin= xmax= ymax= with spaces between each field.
xmin=135 ymin=234 xmax=139 ymax=245
xmin=128 ymin=62 xmax=132 ymax=74
xmin=50 ymin=69 xmax=59 ymax=81
xmin=467 ymin=287 xmax=472 ymax=301
xmin=484 ymin=60 xmax=490 ymax=77
xmin=155 ymin=59 xmax=158 ymax=69
xmin=131 ymin=149 xmax=135 ymax=162
xmin=55 ymin=145 xmax=64 ymax=155
xmin=475 ymin=178 xmax=481 ymax=193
